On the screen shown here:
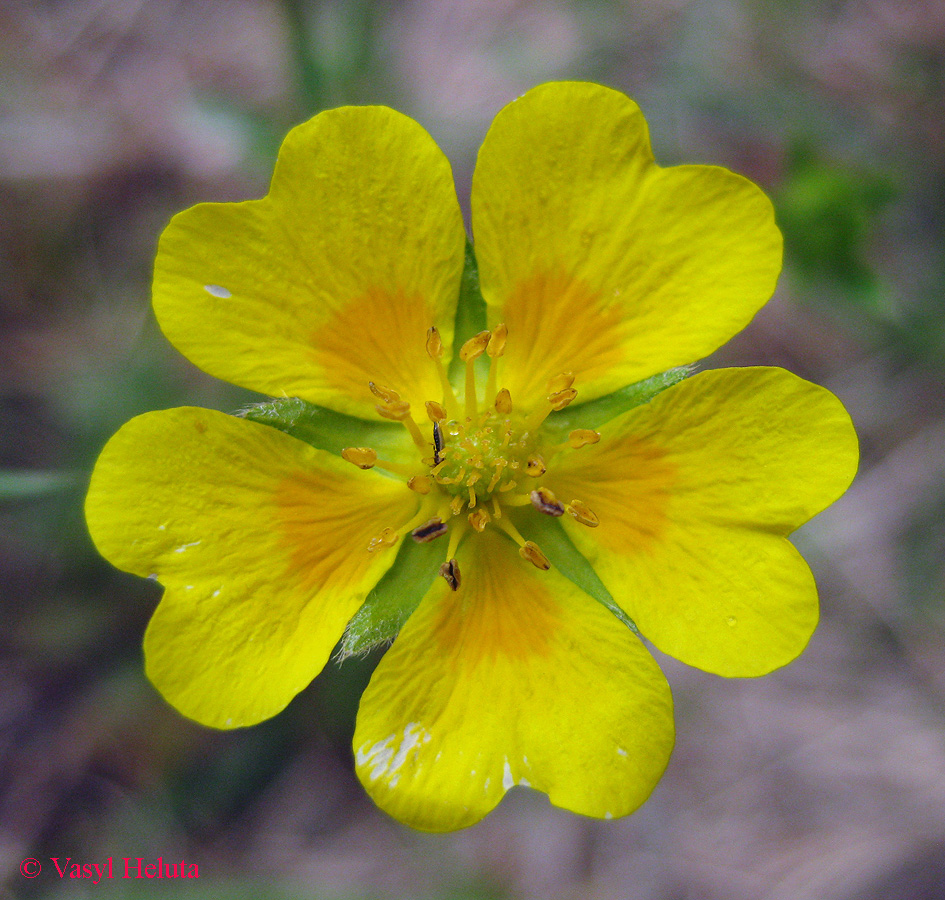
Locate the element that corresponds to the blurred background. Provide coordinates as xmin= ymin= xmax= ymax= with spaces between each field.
xmin=3 ymin=0 xmax=945 ymax=897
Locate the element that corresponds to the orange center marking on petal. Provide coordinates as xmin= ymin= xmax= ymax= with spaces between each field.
xmin=311 ymin=287 xmax=442 ymax=408
xmin=273 ymin=467 xmax=414 ymax=593
xmin=430 ymin=540 xmax=560 ymax=666
xmin=552 ymin=435 xmax=677 ymax=554
xmin=499 ymin=269 xmax=630 ymax=402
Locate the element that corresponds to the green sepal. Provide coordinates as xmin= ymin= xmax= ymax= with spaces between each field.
xmin=543 ymin=366 xmax=693 ymax=437
xmin=519 ymin=512 xmax=639 ymax=635
xmin=338 ymin=537 xmax=443 ymax=659
xmin=449 ymin=240 xmax=488 ymax=383
xmin=238 ymin=397 xmax=410 ymax=461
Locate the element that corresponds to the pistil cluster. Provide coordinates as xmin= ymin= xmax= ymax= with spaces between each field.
xmin=341 ymin=324 xmax=601 ymax=590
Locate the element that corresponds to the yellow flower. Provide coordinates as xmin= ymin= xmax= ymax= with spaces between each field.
xmin=85 ymin=82 xmax=858 ymax=832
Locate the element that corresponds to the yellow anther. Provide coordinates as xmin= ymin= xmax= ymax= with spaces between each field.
xmin=459 ymin=330 xmax=491 ymax=362
xmin=548 ymin=388 xmax=578 ymax=410
xmin=439 ymin=558 xmax=462 ymax=591
xmin=467 ymin=485 xmax=477 ymax=508
xmin=519 ymin=540 xmax=551 ymax=570
xmin=498 ymin=479 xmax=518 ymax=492
xmin=494 ymin=388 xmax=512 ymax=415
xmin=450 ymin=494 xmax=466 ymax=516
xmin=531 ymin=487 xmax=565 ymax=517
xmin=341 ymin=447 xmax=377 ymax=469
xmin=407 ymin=475 xmax=432 ymax=494
xmin=468 ymin=507 xmax=491 ymax=532
xmin=411 ymin=517 xmax=448 ymax=543
xmin=547 ymin=371 xmax=575 ymax=392
xmin=375 ymin=400 xmax=412 ymax=421
xmin=491 ymin=496 xmax=502 ymax=518
xmin=566 ymin=499 xmax=600 ymax=527
xmin=425 ymin=400 xmax=447 ymax=422
xmin=525 ymin=455 xmax=546 ymax=477
xmin=426 ymin=326 xmax=443 ymax=358
xmin=369 ymin=382 xmax=401 ymax=403
xmin=568 ymin=428 xmax=600 ymax=449
xmin=486 ymin=323 xmax=508 ymax=357
xmin=487 ymin=459 xmax=506 ymax=492
xmin=368 ymin=527 xmax=399 ymax=552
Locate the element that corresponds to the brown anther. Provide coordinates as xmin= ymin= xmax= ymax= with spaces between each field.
xmin=439 ymin=558 xmax=462 ymax=591
xmin=525 ymin=455 xmax=546 ymax=477
xmin=486 ymin=323 xmax=508 ymax=357
xmin=407 ymin=475 xmax=431 ymax=494
xmin=494 ymin=388 xmax=512 ymax=415
xmin=519 ymin=541 xmax=551 ymax=570
xmin=468 ymin=508 xmax=491 ymax=532
xmin=548 ymin=388 xmax=578 ymax=410
xmin=547 ymin=371 xmax=575 ymax=392
xmin=459 ymin=330 xmax=491 ymax=362
xmin=568 ymin=429 xmax=600 ymax=449
xmin=369 ymin=382 xmax=400 ymax=403
xmin=425 ymin=400 xmax=447 ymax=422
xmin=375 ymin=400 xmax=412 ymax=421
xmin=341 ymin=447 xmax=377 ymax=469
xmin=567 ymin=499 xmax=600 ymax=527
xmin=368 ymin=527 xmax=398 ymax=552
xmin=411 ymin=517 xmax=448 ymax=543
xmin=530 ymin=487 xmax=565 ymax=517
xmin=426 ymin=326 xmax=443 ymax=358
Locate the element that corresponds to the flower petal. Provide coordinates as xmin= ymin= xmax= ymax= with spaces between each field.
xmin=85 ymin=407 xmax=419 ymax=727
xmin=471 ymin=82 xmax=781 ymax=404
xmin=543 ymin=367 xmax=858 ymax=676
xmin=353 ymin=529 xmax=673 ymax=832
xmin=153 ymin=106 xmax=466 ymax=417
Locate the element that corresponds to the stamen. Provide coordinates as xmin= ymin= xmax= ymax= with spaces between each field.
xmin=450 ymin=494 xmax=466 ymax=516
xmin=374 ymin=400 xmax=411 ymax=421
xmin=495 ymin=517 xmax=551 ymax=571
xmin=566 ymin=499 xmax=600 ymax=527
xmin=341 ymin=447 xmax=377 ymax=469
xmin=568 ymin=428 xmax=600 ymax=449
xmin=369 ymin=382 xmax=401 ymax=403
xmin=411 ymin=517 xmax=449 ymax=543
xmin=468 ymin=507 xmax=490 ymax=532
xmin=525 ymin=455 xmax=546 ymax=477
xmin=548 ymin=387 xmax=578 ymax=410
xmin=531 ymin=487 xmax=565 ymax=516
xmin=547 ymin=371 xmax=575 ymax=392
xmin=491 ymin=496 xmax=502 ymax=519
xmin=407 ymin=475 xmax=432 ymax=494
xmin=520 ymin=541 xmax=551 ymax=570
xmin=439 ymin=558 xmax=461 ymax=591
xmin=467 ymin=484 xmax=477 ymax=508
xmin=460 ymin=330 xmax=490 ymax=421
xmin=427 ymin=326 xmax=459 ymax=408
xmin=494 ymin=388 xmax=512 ymax=415
xmin=485 ymin=323 xmax=507 ymax=399
xmin=425 ymin=400 xmax=447 ymax=422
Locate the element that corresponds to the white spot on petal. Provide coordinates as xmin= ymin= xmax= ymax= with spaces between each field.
xmin=204 ymin=284 xmax=232 ymax=298
xmin=174 ymin=541 xmax=201 ymax=553
xmin=616 ymin=747 xmax=628 ymax=757
xmin=604 ymin=811 xmax=613 ymax=820
xmin=502 ymin=759 xmax=515 ymax=791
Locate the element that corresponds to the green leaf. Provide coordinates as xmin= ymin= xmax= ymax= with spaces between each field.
xmin=543 ymin=366 xmax=692 ymax=437
xmin=339 ymin=536 xmax=442 ymax=658
xmin=238 ymin=397 xmax=411 ymax=461
xmin=519 ymin=513 xmax=639 ymax=635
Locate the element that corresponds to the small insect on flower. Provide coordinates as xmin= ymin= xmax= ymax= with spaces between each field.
xmin=85 ymin=82 xmax=857 ymax=833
